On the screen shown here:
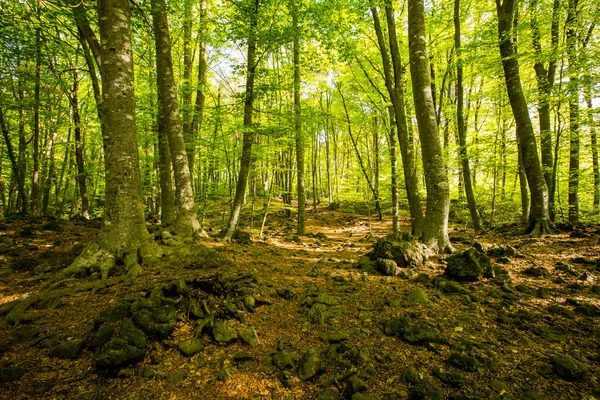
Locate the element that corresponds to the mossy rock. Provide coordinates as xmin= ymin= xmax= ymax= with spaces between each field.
xmin=177 ymin=338 xmax=204 ymax=357
xmin=93 ymin=301 xmax=133 ymax=328
xmin=131 ymin=303 xmax=176 ymax=339
xmin=410 ymin=378 xmax=443 ymax=400
xmin=309 ymin=303 xmax=329 ymax=325
xmin=298 ymin=348 xmax=324 ymax=380
xmin=0 ymin=366 xmax=26 ymax=383
xmin=406 ymin=289 xmax=431 ymax=305
xmin=550 ymin=354 xmax=588 ymax=381
xmin=383 ymin=317 xmax=408 ymax=337
xmin=212 ymin=321 xmax=238 ymax=345
xmin=368 ymin=232 xmax=429 ymax=269
xmin=447 ymin=352 xmax=478 ymax=372
xmin=93 ymin=318 xmax=148 ymax=368
xmin=272 ymin=351 xmax=295 ymax=370
xmin=183 ymin=245 xmax=235 ymax=270
xmin=48 ymin=339 xmax=85 ymax=359
xmin=403 ymin=321 xmax=443 ymax=345
xmin=445 ymin=248 xmax=491 ymax=282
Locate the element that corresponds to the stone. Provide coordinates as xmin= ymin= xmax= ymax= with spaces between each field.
xmin=273 ymin=351 xmax=295 ymax=370
xmin=309 ymin=303 xmax=329 ymax=325
xmin=327 ymin=332 xmax=349 ymax=343
xmin=348 ymin=375 xmax=368 ymax=394
xmin=142 ymin=368 xmax=156 ymax=379
xmin=406 ymin=289 xmax=431 ymax=305
xmin=217 ymin=368 xmax=232 ymax=382
xmin=118 ymin=368 xmax=134 ymax=378
xmin=368 ymin=232 xmax=430 ymax=269
xmin=410 ymin=378 xmax=443 ymax=400
xmin=239 ymin=326 xmax=260 ymax=347
xmin=93 ymin=301 xmax=132 ymax=328
xmin=578 ymin=271 xmax=596 ymax=283
xmin=401 ymin=367 xmax=421 ymax=385
xmin=298 ymin=348 xmax=324 ymax=380
xmin=318 ymin=388 xmax=341 ymax=400
xmin=212 ymin=321 xmax=237 ymax=345
xmin=550 ymin=354 xmax=588 ymax=381
xmin=93 ymin=318 xmax=148 ymax=368
xmin=351 ymin=394 xmax=377 ymax=400
xmin=177 ymin=338 xmax=204 ymax=357
xmin=0 ymin=366 xmax=26 ymax=383
xmin=377 ymin=259 xmax=399 ymax=276
xmin=403 ymin=321 xmax=442 ymax=345
xmin=432 ymin=368 xmax=467 ymax=387
xmin=166 ymin=370 xmax=187 ymax=384
xmin=11 ymin=326 xmax=39 ymax=343
xmin=447 ymin=352 xmax=478 ymax=372
xmin=445 ymin=248 xmax=491 ymax=282
xmin=131 ymin=302 xmax=176 ymax=339
xmin=442 ymin=281 xmax=469 ymax=295
xmin=48 ymin=339 xmax=85 ymax=360
xmin=314 ymin=294 xmax=339 ymax=306
xmin=90 ymin=324 xmax=115 ymax=348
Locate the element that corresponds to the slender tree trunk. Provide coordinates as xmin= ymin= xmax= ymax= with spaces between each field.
xmin=292 ymin=0 xmax=305 ymax=234
xmin=31 ymin=26 xmax=42 ymax=216
xmin=408 ymin=0 xmax=452 ymax=252
xmin=372 ymin=5 xmax=424 ymax=235
xmin=17 ymin=86 xmax=28 ymax=214
xmin=454 ymin=0 xmax=481 ymax=233
xmin=585 ymin=81 xmax=599 ymax=209
xmin=496 ymin=0 xmax=550 ymax=234
xmin=388 ymin=106 xmax=399 ymax=232
xmin=531 ymin=0 xmax=559 ymax=220
xmin=151 ymin=0 xmax=204 ymax=237
xmin=224 ymin=0 xmax=260 ymax=240
xmin=181 ymin=0 xmax=194 ymax=171
xmin=0 ymin=106 xmax=26 ymax=215
xmin=72 ymin=71 xmax=89 ymax=220
xmin=566 ymin=0 xmax=579 ymax=224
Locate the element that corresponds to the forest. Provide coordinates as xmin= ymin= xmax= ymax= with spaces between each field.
xmin=0 ymin=0 xmax=599 ymax=398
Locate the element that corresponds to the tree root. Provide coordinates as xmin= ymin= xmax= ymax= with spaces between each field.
xmin=525 ymin=218 xmax=552 ymax=236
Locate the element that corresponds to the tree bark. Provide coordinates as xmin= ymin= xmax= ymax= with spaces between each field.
xmin=408 ymin=0 xmax=452 ymax=252
xmin=292 ymin=0 xmax=306 ymax=235
xmin=566 ymin=0 xmax=579 ymax=224
xmin=151 ymin=0 xmax=204 ymax=237
xmin=72 ymin=70 xmax=89 ymax=220
xmin=454 ymin=0 xmax=482 ymax=233
xmin=31 ymin=26 xmax=42 ymax=216
xmin=495 ymin=0 xmax=550 ymax=234
xmin=224 ymin=0 xmax=260 ymax=240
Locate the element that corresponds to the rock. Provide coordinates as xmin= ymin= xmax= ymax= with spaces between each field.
xmin=550 ymin=354 xmax=588 ymax=381
xmin=93 ymin=301 xmax=132 ymax=328
xmin=177 ymin=338 xmax=204 ymax=357
xmin=11 ymin=326 xmax=39 ymax=343
xmin=377 ymin=259 xmax=399 ymax=276
xmin=318 ymin=388 xmax=341 ymax=400
xmin=383 ymin=316 xmax=408 ymax=337
xmin=368 ymin=232 xmax=430 ymax=269
xmin=239 ymin=326 xmax=260 ymax=347
xmin=48 ymin=339 xmax=85 ymax=359
xmin=90 ymin=324 xmax=115 ymax=348
xmin=309 ymin=303 xmax=329 ymax=325
xmin=217 ymin=368 xmax=232 ymax=382
xmin=142 ymin=368 xmax=156 ymax=379
xmin=298 ymin=348 xmax=324 ymax=380
xmin=445 ymin=248 xmax=491 ymax=282
xmin=0 ymin=366 xmax=26 ymax=383
xmin=327 ymin=332 xmax=349 ymax=343
xmin=233 ymin=352 xmax=253 ymax=364
xmin=272 ymin=351 xmax=295 ymax=370
xmin=403 ymin=321 xmax=442 ymax=345
xmin=314 ymin=294 xmax=339 ymax=306
xmin=212 ymin=321 xmax=237 ymax=345
xmin=523 ymin=267 xmax=550 ymax=277
xmin=410 ymin=378 xmax=443 ymax=400
xmin=166 ymin=370 xmax=187 ymax=384
xmin=489 ymin=380 xmax=507 ymax=393
xmin=93 ymin=318 xmax=147 ymax=368
xmin=131 ymin=301 xmax=176 ymax=339
xmin=183 ymin=246 xmax=235 ymax=270
xmin=348 ymin=375 xmax=368 ymax=394
xmin=406 ymin=289 xmax=431 ymax=305
xmin=447 ymin=352 xmax=478 ymax=372
xmin=277 ymin=288 xmax=297 ymax=299
xmin=441 ymin=281 xmax=469 ymax=295
xmin=487 ymin=244 xmax=518 ymax=258
xmin=432 ymin=367 xmax=467 ymax=387
xmin=118 ymin=368 xmax=134 ymax=378
xmin=401 ymin=367 xmax=421 ymax=384
xmin=578 ymin=271 xmax=596 ymax=283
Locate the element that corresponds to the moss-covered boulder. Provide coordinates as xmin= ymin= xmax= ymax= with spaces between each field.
xmin=550 ymin=354 xmax=588 ymax=381
xmin=445 ymin=248 xmax=491 ymax=282
xmin=298 ymin=348 xmax=324 ymax=381
xmin=368 ymin=232 xmax=430 ymax=270
xmin=48 ymin=339 xmax=85 ymax=359
xmin=93 ymin=318 xmax=148 ymax=367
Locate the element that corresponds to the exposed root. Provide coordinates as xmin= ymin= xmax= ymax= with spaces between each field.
xmin=525 ymin=219 xmax=552 ymax=236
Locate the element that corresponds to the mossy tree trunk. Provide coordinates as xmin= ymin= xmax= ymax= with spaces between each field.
xmin=151 ymin=0 xmax=204 ymax=238
xmin=408 ymin=0 xmax=453 ymax=253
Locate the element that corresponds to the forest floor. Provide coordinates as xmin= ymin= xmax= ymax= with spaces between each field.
xmin=0 ymin=203 xmax=599 ymax=400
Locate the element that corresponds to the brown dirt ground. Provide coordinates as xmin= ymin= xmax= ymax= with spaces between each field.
xmin=0 ymin=205 xmax=599 ymax=400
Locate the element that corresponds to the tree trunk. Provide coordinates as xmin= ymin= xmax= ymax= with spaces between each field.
xmin=224 ymin=0 xmax=260 ymax=240
xmin=181 ymin=0 xmax=194 ymax=173
xmin=372 ymin=5 xmax=424 ymax=235
xmin=388 ymin=106 xmax=399 ymax=232
xmin=408 ymin=0 xmax=452 ymax=252
xmin=0 ymin=106 xmax=26 ymax=215
xmin=531 ymin=0 xmax=559 ymax=220
xmin=151 ymin=0 xmax=204 ymax=237
xmin=566 ymin=0 xmax=579 ymax=224
xmin=454 ymin=0 xmax=481 ymax=233
xmin=585 ymin=81 xmax=599 ymax=209
xmin=31 ymin=26 xmax=42 ymax=216
xmin=72 ymin=71 xmax=90 ymax=220
xmin=292 ymin=0 xmax=306 ymax=235
xmin=495 ymin=0 xmax=550 ymax=234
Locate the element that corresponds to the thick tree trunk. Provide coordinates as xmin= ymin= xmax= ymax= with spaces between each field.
xmin=224 ymin=0 xmax=260 ymax=240
xmin=151 ymin=0 xmax=204 ymax=238
xmin=62 ymin=0 xmax=159 ymax=281
xmin=496 ymin=0 xmax=550 ymax=234
xmin=292 ymin=0 xmax=306 ymax=235
xmin=566 ymin=0 xmax=579 ymax=224
xmin=408 ymin=0 xmax=452 ymax=253
xmin=454 ymin=0 xmax=481 ymax=233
